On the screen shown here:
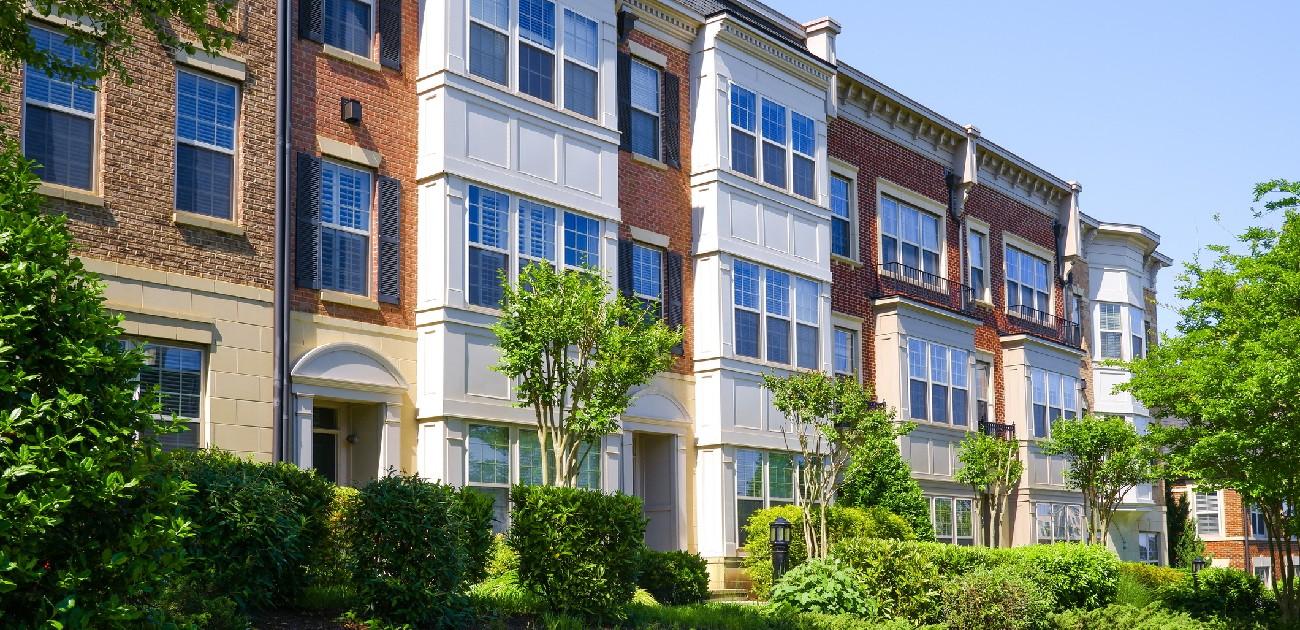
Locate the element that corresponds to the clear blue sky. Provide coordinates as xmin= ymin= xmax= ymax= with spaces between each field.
xmin=763 ymin=0 xmax=1299 ymax=333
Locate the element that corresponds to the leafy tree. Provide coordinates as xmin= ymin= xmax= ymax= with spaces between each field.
xmin=839 ymin=433 xmax=935 ymax=541
xmin=764 ymin=372 xmax=896 ymax=559
xmin=1118 ymin=178 xmax=1300 ymax=622
xmin=955 ymin=431 xmax=1023 ymax=547
xmin=1040 ymin=413 xmax=1156 ymax=545
xmin=0 ymin=144 xmax=192 ymax=626
xmin=1164 ymin=488 xmax=1206 ymax=570
xmin=492 ymin=263 xmax=680 ymax=487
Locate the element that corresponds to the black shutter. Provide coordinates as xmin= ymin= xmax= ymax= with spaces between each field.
xmin=666 ymin=251 xmax=684 ymax=355
xmin=295 ymin=153 xmax=322 ymax=290
xmin=618 ymin=239 xmax=634 ymax=300
xmin=378 ymin=0 xmax=402 ymax=70
xmin=298 ymin=0 xmax=323 ymax=42
xmin=377 ymin=176 xmax=402 ymax=304
xmin=617 ymin=52 xmax=632 ymax=152
xmin=661 ymin=72 xmax=681 ymax=169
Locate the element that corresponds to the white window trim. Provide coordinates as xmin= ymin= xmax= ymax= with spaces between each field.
xmin=466 ymin=422 xmax=604 ymax=528
xmin=1029 ymin=367 xmax=1079 ymax=440
xmin=974 ymin=353 xmax=995 ymax=425
xmin=174 ymin=68 xmax=240 ymax=221
xmin=831 ymin=312 xmax=862 ymax=382
xmin=561 ymin=8 xmax=599 ymax=119
xmin=1096 ymin=301 xmax=1124 ymax=360
xmin=630 ymin=241 xmax=664 ymax=303
xmin=324 ymin=0 xmax=376 ymax=60
xmin=1191 ymin=489 xmax=1223 ymax=538
xmin=828 ymin=162 xmax=859 ymax=262
xmin=1034 ymin=501 xmax=1085 ymax=543
xmin=726 ymin=83 xmax=817 ymax=198
xmin=966 ymin=218 xmax=991 ymax=303
xmin=1251 ymin=504 xmax=1269 ymax=540
xmin=731 ymin=257 xmax=820 ymax=368
xmin=122 ymin=338 xmax=206 ymax=449
xmin=628 ymin=57 xmax=661 ymax=160
xmin=875 ymin=178 xmax=947 ymax=288
xmin=735 ymin=448 xmax=801 ymax=546
xmin=930 ymin=495 xmax=976 ymax=545
xmin=320 ymin=158 xmax=374 ymax=297
xmin=905 ymin=337 xmax=973 ymax=427
xmin=23 ymin=22 xmax=102 ymax=193
xmin=1002 ymin=232 xmax=1055 ymax=321
xmin=1138 ymin=530 xmax=1161 ymax=564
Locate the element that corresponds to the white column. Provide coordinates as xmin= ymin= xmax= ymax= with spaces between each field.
xmin=293 ymin=393 xmax=314 ymax=470
xmin=621 ymin=430 xmax=635 ymax=494
xmin=674 ymin=434 xmax=689 ymax=551
xmin=380 ymin=401 xmax=402 ymax=477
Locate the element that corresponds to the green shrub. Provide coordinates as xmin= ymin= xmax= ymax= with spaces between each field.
xmin=909 ymin=540 xmax=999 ymax=576
xmin=633 ymin=587 xmax=660 ymax=606
xmin=460 ymin=487 xmax=496 ymax=584
xmin=484 ymin=533 xmax=519 ymax=579
xmin=1051 ymin=603 xmax=1230 ymax=629
xmin=468 ymin=569 xmax=542 ymax=615
xmin=639 ymin=549 xmax=710 ymax=605
xmin=1116 ymin=570 xmax=1157 ymax=608
xmin=347 ymin=474 xmax=491 ymax=628
xmin=941 ymin=567 xmax=1054 ymax=630
xmin=769 ymin=559 xmax=877 ymax=617
xmin=829 ymin=537 xmax=943 ymax=623
xmin=1157 ymin=566 xmax=1273 ymax=622
xmin=839 ymin=435 xmax=938 ymax=541
xmin=306 ymin=485 xmax=359 ymax=590
xmin=509 ymin=485 xmax=645 ymax=621
xmin=994 ymin=542 xmax=1120 ymax=611
xmin=1121 ymin=561 xmax=1187 ymax=590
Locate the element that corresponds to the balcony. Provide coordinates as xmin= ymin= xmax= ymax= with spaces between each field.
xmin=979 ymin=420 xmax=1016 ymax=440
xmin=877 ymin=262 xmax=948 ymax=295
xmin=1005 ymin=304 xmax=1082 ymax=347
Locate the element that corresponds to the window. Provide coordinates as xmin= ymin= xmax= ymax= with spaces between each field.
xmin=880 ymin=196 xmax=941 ymax=281
xmin=562 ymin=10 xmax=598 ymax=118
xmin=1256 ymin=565 xmax=1273 ymax=585
xmin=975 ymin=360 xmax=991 ymax=424
xmin=1137 ymin=531 xmax=1160 ymax=564
xmin=830 ymin=174 xmax=853 ymax=258
xmin=320 ymin=161 xmax=372 ymax=295
xmin=1131 ymin=307 xmax=1145 ymax=359
xmin=631 ymin=243 xmax=663 ymax=316
xmin=469 ymin=0 xmax=509 ymax=85
xmin=312 ymin=407 xmax=341 ymax=482
xmin=736 ymin=448 xmax=797 ymax=546
xmin=932 ymin=497 xmax=953 ymax=540
xmin=518 ymin=0 xmax=556 ymax=102
xmin=519 ymin=430 xmax=600 ymax=490
xmin=969 ymin=229 xmax=988 ymax=300
xmin=629 ymin=59 xmax=660 ymax=159
xmin=1035 ymin=502 xmax=1084 ymax=543
xmin=127 ymin=341 xmax=203 ymax=451
xmin=931 ymin=497 xmax=975 ymax=545
xmin=175 ymin=70 xmax=237 ymax=219
xmin=833 ymin=326 xmax=857 ymax=379
xmin=1098 ymin=303 xmax=1122 ymax=359
xmin=24 ymin=26 xmax=97 ymax=190
xmin=729 ymin=85 xmax=757 ymax=177
xmin=467 ymin=424 xmax=511 ymax=532
xmin=1193 ymin=491 xmax=1221 ymax=536
xmin=907 ymin=339 xmax=970 ymax=426
xmin=791 ymin=112 xmax=815 ymax=199
xmin=324 ymin=0 xmax=373 ymax=57
xmin=1030 ymin=368 xmax=1077 ymax=438
xmin=1251 ymin=504 xmax=1268 ymax=539
xmin=468 ymin=185 xmax=603 ymax=308
xmin=760 ymin=99 xmax=786 ymax=189
xmin=733 ymin=260 xmax=819 ymax=365
xmin=1006 ymin=246 xmax=1051 ymax=320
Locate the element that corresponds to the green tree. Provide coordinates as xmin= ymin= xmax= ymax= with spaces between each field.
xmin=1040 ymin=413 xmax=1156 ymax=545
xmin=955 ymin=431 xmax=1023 ymax=547
xmin=763 ymin=372 xmax=897 ymax=559
xmin=1165 ymin=488 xmax=1206 ymax=569
xmin=839 ymin=433 xmax=935 ymax=541
xmin=1118 ymin=178 xmax=1300 ymax=621
xmin=0 ymin=145 xmax=192 ymax=626
xmin=492 ymin=263 xmax=680 ymax=487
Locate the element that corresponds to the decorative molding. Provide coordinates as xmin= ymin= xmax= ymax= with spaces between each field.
xmin=620 ymin=0 xmax=699 ymax=46
xmin=317 ymin=135 xmax=383 ymax=168
xmin=321 ymin=44 xmax=381 ymax=72
xmin=714 ymin=19 xmax=831 ymax=90
xmin=173 ymin=211 xmax=245 ymax=235
xmin=627 ymin=40 xmax=668 ymax=67
xmin=174 ymin=47 xmax=247 ymax=81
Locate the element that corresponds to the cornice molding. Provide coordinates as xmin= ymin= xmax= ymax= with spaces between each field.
xmin=974 ymin=144 xmax=1068 ymax=208
xmin=620 ymin=0 xmax=699 ymax=46
xmin=712 ymin=17 xmax=832 ymax=90
xmin=836 ymin=75 xmax=964 ymax=158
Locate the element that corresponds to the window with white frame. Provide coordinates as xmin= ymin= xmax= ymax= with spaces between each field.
xmin=324 ymin=0 xmax=373 ymax=57
xmin=124 ymin=341 xmax=203 ymax=452
xmin=1030 ymin=368 xmax=1077 ymax=438
xmin=175 ymin=70 xmax=238 ymax=220
xmin=24 ymin=25 xmax=97 ymax=191
xmin=561 ymin=10 xmax=598 ymax=118
xmin=833 ymin=326 xmax=858 ymax=379
xmin=1256 ymin=565 xmax=1273 ymax=585
xmin=794 ymin=277 xmax=818 ymax=370
xmin=791 ymin=112 xmax=815 ymax=199
xmin=830 ymin=174 xmax=853 ymax=259
xmin=468 ymin=423 xmax=602 ymax=533
xmin=1131 ymin=307 xmax=1145 ymax=359
xmin=906 ymin=339 xmax=970 ymax=426
xmin=1006 ymin=246 xmax=1051 ymax=320
xmin=732 ymin=260 xmax=818 ymax=366
xmin=1251 ymin=504 xmax=1268 ymax=539
xmin=726 ymin=85 xmax=816 ymax=196
xmin=760 ymin=99 xmax=786 ymax=189
xmin=764 ymin=269 xmax=791 ymax=364
xmin=931 ymin=497 xmax=975 ymax=545
xmin=631 ymin=243 xmax=663 ymax=317
xmin=320 ymin=161 xmax=372 ymax=295
xmin=467 ymin=184 xmax=602 ymax=308
xmin=880 ymin=196 xmax=941 ymax=282
xmin=975 ymin=359 xmax=992 ymax=424
xmin=968 ymin=228 xmax=988 ymax=300
xmin=517 ymin=0 xmax=556 ymax=102
xmin=628 ymin=59 xmax=660 ymax=159
xmin=736 ymin=449 xmax=797 ymax=547
xmin=1193 ymin=490 xmax=1221 ymax=536
xmin=1035 ymin=502 xmax=1084 ymax=543
xmin=469 ymin=0 xmax=509 ymax=85
xmin=1098 ymin=302 xmax=1122 ymax=359
xmin=1138 ymin=531 xmax=1161 ymax=564
xmin=518 ymin=430 xmax=600 ymax=490
xmin=729 ymin=85 xmax=757 ymax=177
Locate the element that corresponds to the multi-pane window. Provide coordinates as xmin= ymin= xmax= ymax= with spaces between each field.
xmin=562 ymin=10 xmax=598 ymax=118
xmin=975 ymin=360 xmax=991 ymax=424
xmin=126 ymin=341 xmax=203 ymax=451
xmin=765 ymin=269 xmax=791 ymax=364
xmin=729 ymin=85 xmax=757 ymax=177
xmin=1256 ymin=565 xmax=1273 ymax=585
xmin=518 ymin=430 xmax=600 ymax=490
xmin=320 ymin=161 xmax=372 ymax=296
xmin=1131 ymin=308 xmax=1145 ymax=359
xmin=629 ymin=59 xmax=660 ymax=159
xmin=830 ymin=175 xmax=853 ymax=258
xmin=468 ymin=184 xmax=602 ymax=308
xmin=733 ymin=260 xmax=761 ymax=358
xmin=175 ymin=71 xmax=237 ymax=219
xmin=907 ymin=339 xmax=969 ymax=426
xmin=1030 ymin=368 xmax=1078 ymax=438
xmin=1006 ymin=246 xmax=1051 ymax=319
xmin=24 ymin=26 xmax=97 ymax=190
xmin=794 ymin=278 xmax=818 ymax=370
xmin=1194 ymin=491 xmax=1221 ymax=536
xmin=931 ymin=497 xmax=975 ymax=546
xmin=1098 ymin=303 xmax=1122 ymax=359
xmin=467 ymin=424 xmax=511 ymax=532
xmin=469 ymin=0 xmax=510 ymax=84
xmin=880 ymin=196 xmax=941 ymax=281
xmin=631 ymin=243 xmax=663 ymax=316
xmin=518 ymin=0 xmax=556 ymax=102
xmin=1251 ymin=505 xmax=1268 ymax=539
xmin=324 ymin=0 xmax=373 ymax=57
xmin=969 ymin=229 xmax=988 ymax=300
xmin=760 ymin=99 xmax=786 ymax=189
xmin=833 ymin=327 xmax=857 ymax=379
xmin=1036 ymin=502 xmax=1084 ymax=543
xmin=736 ymin=449 xmax=797 ymax=546
xmin=1138 ymin=532 xmax=1160 ymax=564
xmin=791 ymin=112 xmax=815 ymax=199
xmin=733 ymin=260 xmax=818 ymax=366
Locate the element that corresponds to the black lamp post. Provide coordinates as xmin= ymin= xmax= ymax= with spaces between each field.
xmin=770 ymin=516 xmax=792 ymax=580
xmin=1192 ymin=556 xmax=1206 ymax=590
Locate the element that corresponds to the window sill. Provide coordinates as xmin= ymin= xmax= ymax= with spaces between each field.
xmin=725 ymin=167 xmax=814 ymax=204
xmin=173 ymin=211 xmax=244 ymax=236
xmin=38 ymin=182 xmax=104 ymax=207
xmin=321 ymin=289 xmax=381 ymax=310
xmin=631 ymin=152 xmax=668 ymax=170
xmin=830 ymin=254 xmax=862 ymax=268
xmin=321 ymin=44 xmax=382 ymax=72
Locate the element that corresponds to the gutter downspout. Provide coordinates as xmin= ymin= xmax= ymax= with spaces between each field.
xmin=272 ymin=0 xmax=292 ymax=462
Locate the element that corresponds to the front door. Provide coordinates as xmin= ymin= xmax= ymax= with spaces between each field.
xmin=634 ymin=433 xmax=677 ymax=551
xmin=312 ymin=406 xmax=342 ymax=483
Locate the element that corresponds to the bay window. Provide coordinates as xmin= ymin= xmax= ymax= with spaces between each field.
xmin=1098 ymin=302 xmax=1122 ymax=359
xmin=791 ymin=112 xmax=815 ymax=199
xmin=736 ymin=448 xmax=797 ymax=546
xmin=1030 ymin=368 xmax=1077 ymax=438
xmin=907 ymin=339 xmax=970 ymax=425
xmin=729 ymin=85 xmax=757 ymax=177
xmin=469 ymin=0 xmax=510 ymax=84
xmin=469 ymin=423 xmax=602 ymax=533
xmin=517 ymin=0 xmax=556 ymax=102
xmin=931 ymin=496 xmax=975 ymax=545
xmin=733 ymin=260 xmax=819 ymax=366
xmin=561 ymin=10 xmax=598 ymax=118
xmin=1131 ymin=307 xmax=1145 ymax=359
xmin=1035 ymin=502 xmax=1084 ymax=543
xmin=880 ymin=196 xmax=941 ymax=282
xmin=760 ymin=99 xmax=786 ymax=189
xmin=794 ymin=278 xmax=818 ymax=370
xmin=1006 ymin=246 xmax=1051 ymax=320
xmin=727 ymin=85 xmax=817 ymax=196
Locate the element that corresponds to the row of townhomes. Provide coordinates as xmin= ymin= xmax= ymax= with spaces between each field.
xmin=9 ymin=0 xmax=1174 ymax=587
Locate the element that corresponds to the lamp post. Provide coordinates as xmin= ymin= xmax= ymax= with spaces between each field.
xmin=770 ymin=516 xmax=791 ymax=580
xmin=1192 ymin=556 xmax=1206 ymax=590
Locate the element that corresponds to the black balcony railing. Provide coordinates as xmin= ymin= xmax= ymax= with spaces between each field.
xmin=878 ymin=262 xmax=948 ymax=294
xmin=979 ymin=420 xmax=1016 ymax=440
xmin=1006 ymin=304 xmax=1082 ymax=347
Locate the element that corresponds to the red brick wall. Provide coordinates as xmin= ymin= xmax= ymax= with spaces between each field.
xmin=1 ymin=9 xmax=278 ymax=290
xmin=618 ymin=31 xmax=693 ymax=375
xmin=288 ymin=0 xmax=419 ymax=328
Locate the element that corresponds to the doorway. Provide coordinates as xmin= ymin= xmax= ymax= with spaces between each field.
xmin=634 ymin=433 xmax=678 ymax=551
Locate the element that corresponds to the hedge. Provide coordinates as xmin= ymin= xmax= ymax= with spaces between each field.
xmin=941 ymin=566 xmax=1053 ymax=630
xmin=639 ymin=549 xmax=710 ymax=606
